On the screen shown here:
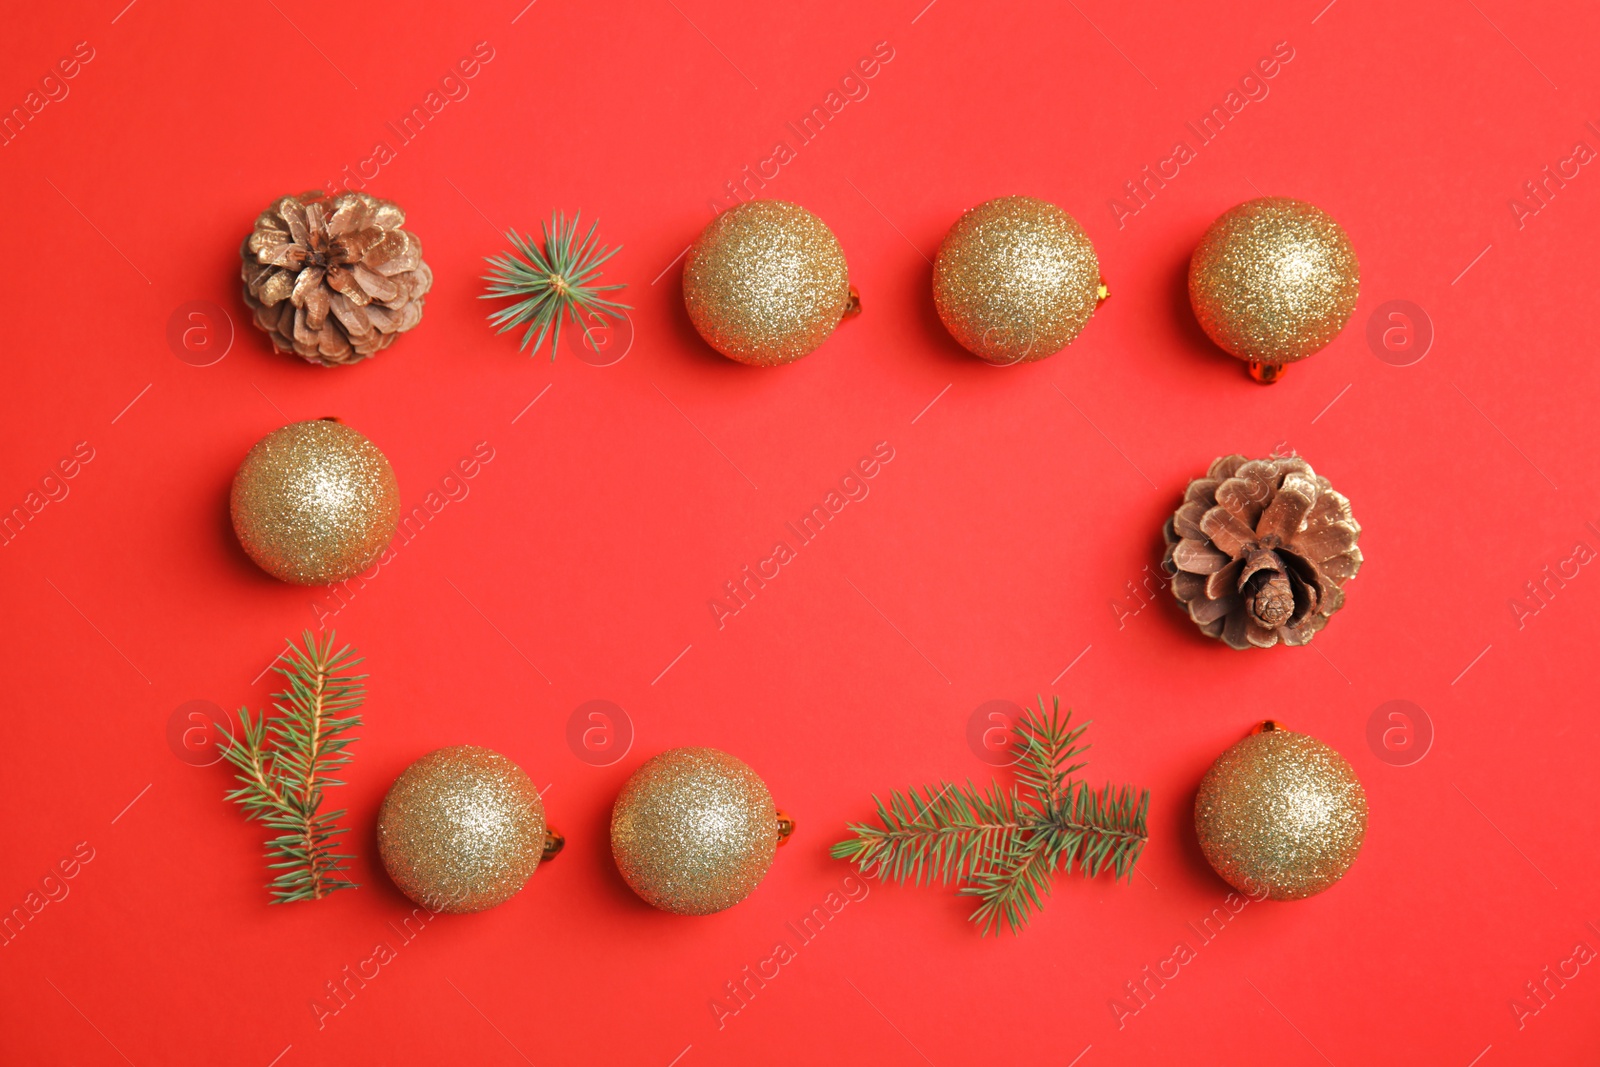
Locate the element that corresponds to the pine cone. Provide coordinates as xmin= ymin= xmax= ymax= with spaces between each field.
xmin=1163 ymin=454 xmax=1361 ymax=649
xmin=241 ymin=190 xmax=433 ymax=367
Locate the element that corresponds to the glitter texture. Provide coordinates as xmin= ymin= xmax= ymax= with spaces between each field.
xmin=932 ymin=196 xmax=1101 ymax=365
xmin=230 ymin=419 xmax=398 ymax=586
xmin=377 ymin=746 xmax=547 ymax=914
xmin=1188 ymin=197 xmax=1360 ymax=367
xmin=1194 ymin=727 xmax=1367 ymax=900
xmin=611 ymin=747 xmax=777 ymax=915
xmin=682 ymin=200 xmax=850 ymax=366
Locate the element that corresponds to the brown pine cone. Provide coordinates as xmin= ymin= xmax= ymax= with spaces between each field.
xmin=240 ymin=190 xmax=433 ymax=367
xmin=1163 ymin=454 xmax=1361 ymax=649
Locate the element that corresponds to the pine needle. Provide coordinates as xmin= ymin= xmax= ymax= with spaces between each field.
xmin=832 ymin=696 xmax=1149 ymax=936
xmin=480 ymin=211 xmax=630 ymax=359
xmin=220 ymin=631 xmax=365 ymax=904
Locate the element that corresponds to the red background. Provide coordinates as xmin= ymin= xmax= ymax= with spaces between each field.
xmin=3 ymin=1 xmax=1599 ymax=1064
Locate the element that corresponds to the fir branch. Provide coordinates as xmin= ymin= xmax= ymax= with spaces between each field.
xmin=963 ymin=832 xmax=1055 ymax=937
xmin=220 ymin=631 xmax=365 ymax=904
xmin=832 ymin=696 xmax=1149 ymax=936
xmin=480 ymin=211 xmax=630 ymax=359
xmin=831 ymin=779 xmax=1028 ymax=889
xmin=1014 ymin=697 xmax=1090 ymax=806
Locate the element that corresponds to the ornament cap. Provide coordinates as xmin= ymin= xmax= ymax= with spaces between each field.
xmin=776 ymin=810 xmax=796 ymax=845
xmin=542 ymin=826 xmax=565 ymax=861
xmin=1247 ymin=360 xmax=1286 ymax=384
xmin=842 ymin=285 xmax=862 ymax=320
xmin=1252 ymin=720 xmax=1284 ymax=735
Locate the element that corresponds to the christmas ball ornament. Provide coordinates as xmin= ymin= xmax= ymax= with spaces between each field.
xmin=230 ymin=419 xmax=399 ymax=586
xmin=1188 ymin=197 xmax=1359 ymax=382
xmin=682 ymin=200 xmax=854 ymax=366
xmin=1194 ymin=722 xmax=1367 ymax=900
xmin=378 ymin=746 xmax=561 ymax=914
xmin=1164 ymin=453 xmax=1361 ymax=649
xmin=242 ymin=190 xmax=433 ymax=366
xmin=933 ymin=196 xmax=1104 ymax=365
xmin=611 ymin=747 xmax=789 ymax=914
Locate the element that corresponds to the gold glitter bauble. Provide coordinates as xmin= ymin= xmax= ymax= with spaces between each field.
xmin=378 ymin=746 xmax=548 ymax=914
xmin=1194 ymin=724 xmax=1367 ymax=900
xmin=230 ymin=419 xmax=398 ymax=586
xmin=611 ymin=747 xmax=778 ymax=914
xmin=683 ymin=200 xmax=851 ymax=366
xmin=932 ymin=196 xmax=1102 ymax=365
xmin=1188 ymin=198 xmax=1360 ymax=370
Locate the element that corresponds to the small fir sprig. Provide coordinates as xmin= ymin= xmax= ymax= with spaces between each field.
xmin=832 ymin=697 xmax=1149 ymax=936
xmin=481 ymin=211 xmax=630 ymax=359
xmin=220 ymin=631 xmax=365 ymax=904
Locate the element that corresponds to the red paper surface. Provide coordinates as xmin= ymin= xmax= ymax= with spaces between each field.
xmin=3 ymin=1 xmax=1599 ymax=1064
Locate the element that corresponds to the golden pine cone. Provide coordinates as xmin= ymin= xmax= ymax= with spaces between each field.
xmin=240 ymin=190 xmax=433 ymax=367
xmin=1163 ymin=454 xmax=1361 ymax=649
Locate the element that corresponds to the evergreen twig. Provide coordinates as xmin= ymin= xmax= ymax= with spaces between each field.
xmin=220 ymin=631 xmax=365 ymax=904
xmin=480 ymin=211 xmax=630 ymax=359
xmin=832 ymin=696 xmax=1149 ymax=936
